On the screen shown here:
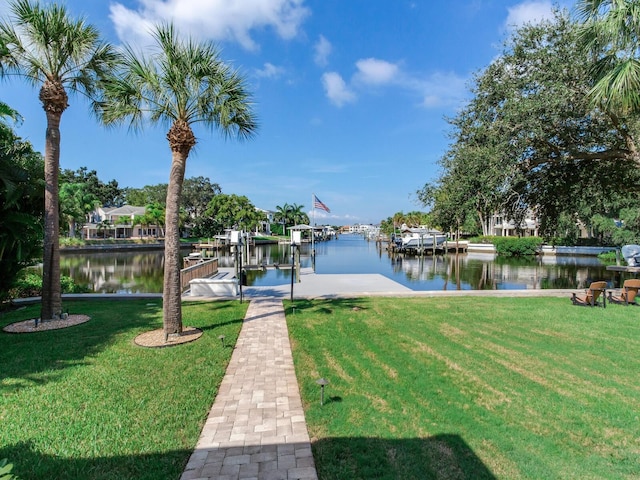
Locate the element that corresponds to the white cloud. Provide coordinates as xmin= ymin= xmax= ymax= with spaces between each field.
xmin=314 ymin=35 xmax=332 ymax=67
xmin=354 ymin=58 xmax=399 ymax=85
xmin=109 ymin=0 xmax=310 ymax=50
xmin=414 ymin=71 xmax=468 ymax=108
xmin=322 ymin=72 xmax=356 ymax=107
xmin=255 ymin=62 xmax=285 ymax=79
xmin=504 ymin=1 xmax=554 ymax=31
xmin=321 ymin=55 xmax=466 ymax=109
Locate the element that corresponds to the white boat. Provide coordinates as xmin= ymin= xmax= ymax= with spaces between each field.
xmin=396 ymin=228 xmax=447 ymax=249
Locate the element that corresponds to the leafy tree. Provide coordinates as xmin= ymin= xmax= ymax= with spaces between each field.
xmin=0 ymin=104 xmax=43 ymax=300
xmin=419 ymin=10 xmax=640 ymax=239
xmin=0 ymin=0 xmax=117 ymax=320
xmin=60 ymin=166 xmax=124 ymax=207
xmin=203 ymin=194 xmax=264 ymax=235
xmin=59 ymin=182 xmax=99 ymax=237
xmin=181 ymin=176 xmax=221 ymax=218
xmin=97 ymin=24 xmax=257 ymax=336
xmin=124 ymin=184 xmax=168 ymax=207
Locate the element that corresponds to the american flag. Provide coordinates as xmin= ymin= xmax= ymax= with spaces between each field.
xmin=313 ymin=195 xmax=330 ymax=213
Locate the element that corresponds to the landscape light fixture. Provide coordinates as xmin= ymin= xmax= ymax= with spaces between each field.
xmin=316 ymin=378 xmax=329 ymax=406
xmin=218 ymin=335 xmax=225 ymax=347
xmin=290 ymin=231 xmax=301 ymax=302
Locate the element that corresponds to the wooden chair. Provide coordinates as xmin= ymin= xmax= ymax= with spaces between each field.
xmin=607 ymin=278 xmax=640 ymax=306
xmin=571 ymin=281 xmax=607 ymax=307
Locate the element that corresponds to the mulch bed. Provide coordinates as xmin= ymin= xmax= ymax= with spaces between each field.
xmin=2 ymin=314 xmax=90 ymax=333
xmin=134 ymin=327 xmax=203 ymax=348
xmin=2 ymin=313 xmax=202 ymax=348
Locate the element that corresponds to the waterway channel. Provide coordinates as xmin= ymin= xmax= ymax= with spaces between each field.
xmin=55 ymin=234 xmax=628 ymax=294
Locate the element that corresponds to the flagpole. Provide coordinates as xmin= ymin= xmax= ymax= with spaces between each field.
xmin=311 ymin=193 xmax=315 ymax=269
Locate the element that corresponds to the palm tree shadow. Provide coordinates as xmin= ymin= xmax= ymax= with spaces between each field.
xmin=0 ymin=441 xmax=190 ymax=480
xmin=313 ymin=434 xmax=496 ymax=479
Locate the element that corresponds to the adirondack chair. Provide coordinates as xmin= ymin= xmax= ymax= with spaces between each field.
xmin=607 ymin=279 xmax=640 ymax=306
xmin=571 ymin=281 xmax=607 ymax=307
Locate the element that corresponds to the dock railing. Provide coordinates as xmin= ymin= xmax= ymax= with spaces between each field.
xmin=180 ymin=258 xmax=218 ymax=292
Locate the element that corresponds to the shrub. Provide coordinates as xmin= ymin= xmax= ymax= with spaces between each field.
xmin=59 ymin=237 xmax=86 ymax=247
xmin=597 ymin=250 xmax=618 ymax=264
xmin=7 ymin=270 xmax=89 ymax=300
xmin=492 ymin=236 xmax=543 ymax=256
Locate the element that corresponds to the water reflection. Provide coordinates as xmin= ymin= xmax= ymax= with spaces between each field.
xmin=56 ymin=250 xmax=168 ymax=293
xmin=56 ymin=235 xmax=628 ymax=293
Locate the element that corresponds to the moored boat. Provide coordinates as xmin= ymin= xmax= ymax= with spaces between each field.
xmin=394 ymin=227 xmax=447 ymax=251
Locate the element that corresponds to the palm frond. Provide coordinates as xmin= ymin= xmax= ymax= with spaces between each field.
xmin=0 ymin=0 xmax=117 ymax=97
xmin=98 ymin=22 xmax=257 ymax=142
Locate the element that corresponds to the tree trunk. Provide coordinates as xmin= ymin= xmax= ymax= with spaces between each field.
xmin=163 ymin=150 xmax=188 ymax=336
xmin=41 ymin=109 xmax=63 ymax=320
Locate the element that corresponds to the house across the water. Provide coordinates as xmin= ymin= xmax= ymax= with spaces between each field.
xmin=82 ymin=205 xmax=163 ymax=240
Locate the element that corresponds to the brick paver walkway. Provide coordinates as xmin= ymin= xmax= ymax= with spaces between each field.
xmin=181 ymin=298 xmax=318 ymax=480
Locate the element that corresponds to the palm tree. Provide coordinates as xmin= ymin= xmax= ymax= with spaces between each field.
xmin=0 ymin=101 xmax=21 ymax=125
xmin=97 ymin=24 xmax=257 ymax=337
xmin=578 ymin=0 xmax=640 ymax=117
xmin=59 ymin=182 xmax=99 ymax=237
xmin=145 ymin=203 xmax=166 ymax=238
xmin=0 ymin=0 xmax=116 ymax=320
xmin=289 ymin=203 xmax=308 ymax=225
xmin=274 ymin=203 xmax=291 ymax=235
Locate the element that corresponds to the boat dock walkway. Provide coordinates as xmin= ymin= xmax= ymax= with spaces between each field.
xmin=180 ymin=298 xmax=317 ymax=480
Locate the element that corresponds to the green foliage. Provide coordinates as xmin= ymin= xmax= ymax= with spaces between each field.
xmin=273 ymin=203 xmax=309 ymax=233
xmin=60 ymin=167 xmax=124 ymax=207
xmin=0 ymin=458 xmax=17 ymax=480
xmin=0 ymin=112 xmax=43 ymax=301
xmin=8 ymin=271 xmax=89 ymax=299
xmin=59 ymin=182 xmax=99 ymax=237
xmin=577 ymin=0 xmax=640 ymax=114
xmin=181 ymin=176 xmax=221 ymax=219
xmin=597 ymin=250 xmax=618 ymax=264
xmin=419 ymin=9 xmax=640 ymax=239
xmin=199 ymin=194 xmax=265 ymax=236
xmin=124 ymin=184 xmax=167 ymax=207
xmin=379 ymin=211 xmax=434 ymax=235
xmin=59 ymin=237 xmax=85 ymax=247
xmin=491 ymin=236 xmax=543 ymax=256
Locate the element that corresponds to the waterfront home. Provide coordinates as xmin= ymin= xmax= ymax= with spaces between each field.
xmin=82 ymin=205 xmax=162 ymax=239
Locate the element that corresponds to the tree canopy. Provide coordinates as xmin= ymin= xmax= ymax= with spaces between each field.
xmin=201 ymin=194 xmax=265 ymax=236
xmin=60 ymin=167 xmax=124 ymax=207
xmin=418 ymin=9 xmax=640 ymax=241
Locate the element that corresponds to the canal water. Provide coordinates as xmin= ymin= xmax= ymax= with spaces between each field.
xmin=57 ymin=234 xmax=624 ymax=294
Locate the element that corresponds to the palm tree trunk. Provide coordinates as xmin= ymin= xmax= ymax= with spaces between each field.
xmin=41 ymin=110 xmax=62 ymax=320
xmin=163 ymin=151 xmax=187 ymax=336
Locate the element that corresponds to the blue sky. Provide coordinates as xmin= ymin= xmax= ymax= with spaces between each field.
xmin=1 ymin=0 xmax=573 ymax=225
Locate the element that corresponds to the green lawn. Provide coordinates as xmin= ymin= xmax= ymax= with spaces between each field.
xmin=3 ymin=296 xmax=639 ymax=479
xmin=0 ymin=299 xmax=247 ymax=480
xmin=286 ymin=297 xmax=640 ymax=479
